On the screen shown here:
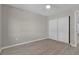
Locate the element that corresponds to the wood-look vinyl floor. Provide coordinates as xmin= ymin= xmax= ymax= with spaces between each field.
xmin=1 ymin=39 xmax=79 ymax=55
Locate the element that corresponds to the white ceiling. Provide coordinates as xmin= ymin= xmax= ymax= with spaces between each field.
xmin=8 ymin=4 xmax=79 ymax=16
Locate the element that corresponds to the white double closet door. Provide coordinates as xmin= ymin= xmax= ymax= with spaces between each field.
xmin=49 ymin=16 xmax=69 ymax=43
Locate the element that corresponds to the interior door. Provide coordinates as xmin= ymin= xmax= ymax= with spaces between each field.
xmin=49 ymin=19 xmax=57 ymax=40
xmin=58 ymin=16 xmax=69 ymax=43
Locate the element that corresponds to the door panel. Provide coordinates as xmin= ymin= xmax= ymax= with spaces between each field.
xmin=49 ymin=19 xmax=57 ymax=40
xmin=58 ymin=17 xmax=69 ymax=43
xmin=49 ymin=16 xmax=69 ymax=43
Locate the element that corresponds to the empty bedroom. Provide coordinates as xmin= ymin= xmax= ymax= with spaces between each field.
xmin=0 ymin=4 xmax=79 ymax=55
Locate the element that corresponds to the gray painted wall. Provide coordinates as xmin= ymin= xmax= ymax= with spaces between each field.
xmin=48 ymin=9 xmax=77 ymax=47
xmin=2 ymin=4 xmax=78 ymax=48
xmin=0 ymin=5 xmax=2 ymax=50
xmin=2 ymin=5 xmax=48 ymax=47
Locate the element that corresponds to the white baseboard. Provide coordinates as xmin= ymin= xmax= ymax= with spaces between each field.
xmin=49 ymin=37 xmax=69 ymax=44
xmin=1 ymin=38 xmax=47 ymax=50
xmin=1 ymin=37 xmax=75 ymax=52
xmin=49 ymin=37 xmax=78 ymax=47
xmin=70 ymin=43 xmax=77 ymax=47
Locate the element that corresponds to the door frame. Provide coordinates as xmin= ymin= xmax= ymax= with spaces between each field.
xmin=74 ymin=10 xmax=79 ymax=47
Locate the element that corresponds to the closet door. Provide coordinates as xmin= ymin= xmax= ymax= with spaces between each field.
xmin=58 ymin=16 xmax=69 ymax=43
xmin=49 ymin=19 xmax=57 ymax=40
